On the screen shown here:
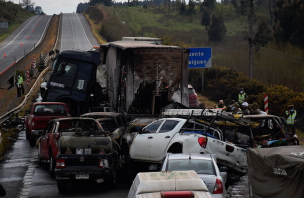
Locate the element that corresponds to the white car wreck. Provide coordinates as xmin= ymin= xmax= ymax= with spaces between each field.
xmin=129 ymin=115 xmax=248 ymax=174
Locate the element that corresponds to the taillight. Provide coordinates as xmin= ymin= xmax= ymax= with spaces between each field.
xmin=56 ymin=159 xmax=66 ymax=169
xmin=99 ymin=159 xmax=109 ymax=168
xmin=213 ymin=179 xmax=223 ymax=194
xmin=161 ymin=191 xmax=194 ymax=198
xmin=226 ymin=145 xmax=235 ymax=153
xmin=198 ymin=137 xmax=207 ymax=148
xmin=189 ymin=95 xmax=197 ymax=99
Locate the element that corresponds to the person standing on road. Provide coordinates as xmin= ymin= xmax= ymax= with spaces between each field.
xmin=252 ymin=103 xmax=261 ymax=115
xmin=238 ymin=88 xmax=248 ymax=105
xmin=215 ymin=100 xmax=226 ymax=110
xmin=16 ymin=74 xmax=24 ymax=97
xmin=286 ymin=105 xmax=297 ymax=135
xmin=232 ymin=103 xmax=242 ymax=114
xmin=242 ymin=102 xmax=251 ymax=115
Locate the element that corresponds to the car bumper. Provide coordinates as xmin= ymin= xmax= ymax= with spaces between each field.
xmin=55 ymin=166 xmax=111 ymax=182
xmin=212 ymin=194 xmax=226 ymax=198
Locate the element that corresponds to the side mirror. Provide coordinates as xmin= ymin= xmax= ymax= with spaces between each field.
xmin=55 ymin=49 xmax=60 ymax=54
xmin=25 ymin=110 xmax=30 ymax=114
xmin=149 ymin=164 xmax=158 ymax=171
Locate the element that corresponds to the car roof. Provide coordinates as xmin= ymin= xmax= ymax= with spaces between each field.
xmin=167 ymin=153 xmax=213 ymax=161
xmin=129 ymin=118 xmax=158 ymax=126
xmin=81 ymin=112 xmax=121 ymax=117
xmin=53 ymin=117 xmax=97 ymax=122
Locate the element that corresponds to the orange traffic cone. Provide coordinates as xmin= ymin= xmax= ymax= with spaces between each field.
xmin=20 ymin=43 xmax=23 ymax=46
xmin=27 ymin=36 xmax=29 ymax=39
xmin=4 ymin=54 xmax=6 ymax=58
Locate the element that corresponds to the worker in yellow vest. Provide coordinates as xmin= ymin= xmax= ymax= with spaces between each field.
xmin=238 ymin=88 xmax=248 ymax=104
xmin=286 ymin=105 xmax=297 ymax=135
xmin=16 ymin=74 xmax=24 ymax=97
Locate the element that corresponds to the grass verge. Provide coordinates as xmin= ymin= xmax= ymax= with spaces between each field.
xmin=83 ymin=13 xmax=107 ymax=45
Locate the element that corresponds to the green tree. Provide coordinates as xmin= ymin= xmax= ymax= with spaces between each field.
xmin=231 ymin=0 xmax=237 ymax=9
xmin=207 ymin=14 xmax=227 ymax=42
xmin=273 ymin=0 xmax=304 ymax=48
xmin=179 ymin=0 xmax=186 ymax=15
xmin=201 ymin=8 xmax=211 ymax=29
xmin=203 ymin=0 xmax=215 ymax=10
xmin=240 ymin=0 xmax=248 ymax=16
xmin=254 ymin=18 xmax=273 ymax=47
xmin=187 ymin=0 xmax=196 ymax=15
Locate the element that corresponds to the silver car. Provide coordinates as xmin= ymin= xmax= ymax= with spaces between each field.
xmin=160 ymin=153 xmax=227 ymax=198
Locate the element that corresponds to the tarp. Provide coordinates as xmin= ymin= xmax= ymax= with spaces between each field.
xmin=247 ymin=146 xmax=304 ymax=198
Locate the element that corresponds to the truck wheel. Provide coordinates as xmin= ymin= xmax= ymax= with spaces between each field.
xmin=106 ymin=170 xmax=117 ymax=190
xmin=57 ymin=181 xmax=68 ymax=192
xmin=49 ymin=151 xmax=56 ymax=175
xmin=118 ymin=147 xmax=130 ymax=174
xmin=29 ymin=137 xmax=36 ymax=147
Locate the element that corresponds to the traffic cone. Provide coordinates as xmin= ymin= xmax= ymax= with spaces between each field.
xmin=32 ymin=29 xmax=34 ymax=32
xmin=4 ymin=54 xmax=6 ymax=58
xmin=20 ymin=43 xmax=23 ymax=46
xmin=27 ymin=36 xmax=29 ymax=39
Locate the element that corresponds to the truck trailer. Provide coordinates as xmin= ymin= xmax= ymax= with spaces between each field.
xmin=43 ymin=41 xmax=189 ymax=118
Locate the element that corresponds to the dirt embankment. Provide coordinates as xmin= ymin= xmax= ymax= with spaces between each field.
xmin=0 ymin=14 xmax=59 ymax=159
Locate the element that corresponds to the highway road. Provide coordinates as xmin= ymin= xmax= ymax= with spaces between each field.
xmin=0 ymin=15 xmax=52 ymax=74
xmin=0 ymin=131 xmax=131 ymax=198
xmin=58 ymin=13 xmax=99 ymax=52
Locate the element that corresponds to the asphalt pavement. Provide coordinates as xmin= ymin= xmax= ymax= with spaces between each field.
xmin=0 ymin=15 xmax=52 ymax=74
xmin=0 ymin=130 xmax=131 ymax=198
xmin=58 ymin=13 xmax=99 ymax=52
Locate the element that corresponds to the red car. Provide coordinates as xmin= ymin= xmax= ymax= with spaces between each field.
xmin=188 ymin=84 xmax=200 ymax=107
xmin=25 ymin=102 xmax=70 ymax=146
xmin=38 ymin=118 xmax=103 ymax=174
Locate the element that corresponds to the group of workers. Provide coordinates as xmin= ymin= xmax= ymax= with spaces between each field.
xmin=215 ymin=88 xmax=298 ymax=135
xmin=215 ymin=88 xmax=261 ymax=115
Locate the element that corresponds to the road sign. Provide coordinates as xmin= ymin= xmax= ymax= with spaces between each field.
xmin=0 ymin=22 xmax=8 ymax=29
xmin=188 ymin=47 xmax=212 ymax=68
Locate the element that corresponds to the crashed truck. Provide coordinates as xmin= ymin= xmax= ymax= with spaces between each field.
xmin=42 ymin=41 xmax=189 ymax=118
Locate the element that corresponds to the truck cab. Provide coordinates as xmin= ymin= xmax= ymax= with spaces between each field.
xmin=43 ymin=50 xmax=100 ymax=116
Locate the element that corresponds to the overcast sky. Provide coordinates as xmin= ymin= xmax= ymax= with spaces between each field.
xmin=11 ymin=0 xmax=221 ymax=15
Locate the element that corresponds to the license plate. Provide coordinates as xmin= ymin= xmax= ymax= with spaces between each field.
xmin=76 ymin=174 xmax=89 ymax=179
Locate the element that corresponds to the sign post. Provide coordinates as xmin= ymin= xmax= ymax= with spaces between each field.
xmin=188 ymin=48 xmax=212 ymax=94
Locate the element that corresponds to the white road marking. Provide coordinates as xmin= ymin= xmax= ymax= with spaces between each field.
xmin=77 ymin=13 xmax=93 ymax=48
xmin=0 ymin=16 xmax=37 ymax=51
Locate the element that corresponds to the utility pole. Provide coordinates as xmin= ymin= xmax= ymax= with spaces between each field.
xmin=249 ymin=0 xmax=254 ymax=79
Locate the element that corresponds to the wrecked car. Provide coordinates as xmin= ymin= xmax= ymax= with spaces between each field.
xmin=37 ymin=117 xmax=119 ymax=192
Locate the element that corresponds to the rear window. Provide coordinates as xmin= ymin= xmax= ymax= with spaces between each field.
xmin=58 ymin=120 xmax=102 ymax=135
xmin=188 ymin=88 xmax=195 ymax=95
xmin=98 ymin=118 xmax=118 ymax=133
xmin=34 ymin=104 xmax=68 ymax=116
xmin=167 ymin=159 xmax=215 ymax=175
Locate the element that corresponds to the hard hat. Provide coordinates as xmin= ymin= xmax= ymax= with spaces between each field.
xmin=242 ymin=102 xmax=248 ymax=107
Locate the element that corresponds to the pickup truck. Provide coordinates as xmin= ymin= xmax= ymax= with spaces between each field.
xmin=25 ymin=102 xmax=70 ymax=146
xmin=129 ymin=117 xmax=248 ymax=175
xmin=37 ymin=117 xmax=119 ymax=192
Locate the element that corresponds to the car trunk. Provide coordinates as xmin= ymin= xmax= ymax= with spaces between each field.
xmin=198 ymin=174 xmax=216 ymax=194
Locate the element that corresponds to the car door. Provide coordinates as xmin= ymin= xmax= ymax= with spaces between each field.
xmin=149 ymin=120 xmax=180 ymax=160
xmin=130 ymin=120 xmax=164 ymax=159
xmin=40 ymin=121 xmax=56 ymax=159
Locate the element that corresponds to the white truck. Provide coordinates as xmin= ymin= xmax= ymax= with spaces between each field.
xmin=129 ymin=109 xmax=249 ymax=174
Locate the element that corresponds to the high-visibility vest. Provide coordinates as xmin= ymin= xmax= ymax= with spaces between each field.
xmin=238 ymin=93 xmax=246 ymax=103
xmin=286 ymin=110 xmax=297 ymax=125
xmin=18 ymin=76 xmax=23 ymax=85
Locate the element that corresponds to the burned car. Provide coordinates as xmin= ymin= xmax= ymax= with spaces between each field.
xmin=40 ymin=118 xmax=119 ymax=192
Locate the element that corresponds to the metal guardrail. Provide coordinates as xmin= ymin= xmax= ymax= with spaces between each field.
xmin=0 ymin=14 xmax=62 ymax=126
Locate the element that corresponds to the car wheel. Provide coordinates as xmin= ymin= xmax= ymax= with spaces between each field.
xmin=49 ymin=151 xmax=56 ymax=175
xmin=57 ymin=181 xmax=68 ymax=192
xmin=29 ymin=137 xmax=36 ymax=147
xmin=25 ymin=128 xmax=29 ymax=140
